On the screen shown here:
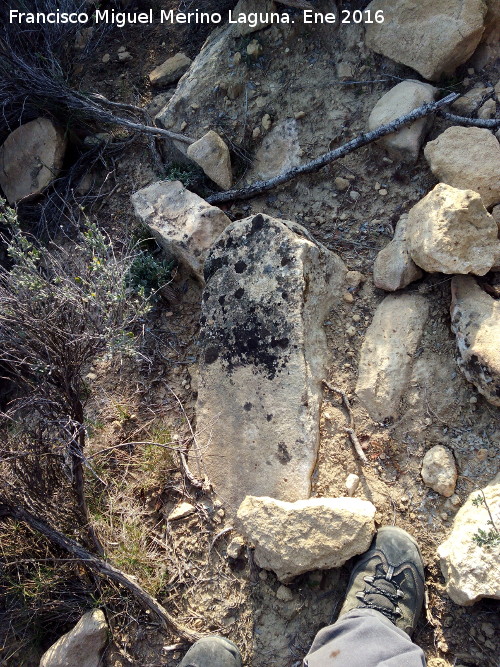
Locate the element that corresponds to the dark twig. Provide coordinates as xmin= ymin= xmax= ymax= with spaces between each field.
xmin=206 ymin=93 xmax=459 ymax=204
xmin=437 ymin=111 xmax=500 ymax=129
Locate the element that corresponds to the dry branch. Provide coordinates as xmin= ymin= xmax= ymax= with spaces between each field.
xmin=206 ymin=93 xmax=459 ymax=204
xmin=0 ymin=500 xmax=203 ymax=644
xmin=323 ymin=381 xmax=368 ymax=464
xmin=437 ymin=111 xmax=500 ymax=129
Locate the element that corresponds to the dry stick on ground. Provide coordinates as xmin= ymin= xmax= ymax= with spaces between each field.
xmin=322 ymin=381 xmax=368 ymax=464
xmin=206 ymin=93 xmax=459 ymax=205
xmin=0 ymin=500 xmax=203 ymax=644
xmin=437 ymin=111 xmax=500 ymax=129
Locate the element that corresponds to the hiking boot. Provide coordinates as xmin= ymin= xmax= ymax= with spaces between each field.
xmin=179 ymin=636 xmax=242 ymax=667
xmin=338 ymin=526 xmax=425 ymax=636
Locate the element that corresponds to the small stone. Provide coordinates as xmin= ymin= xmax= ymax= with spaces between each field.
xmin=262 ymin=114 xmax=272 ymax=130
xmin=294 ymin=111 xmax=306 ymax=119
xmin=345 ymin=270 xmax=365 ymax=288
xmin=378 ymin=188 xmax=388 ymax=196
xmin=421 ymin=445 xmax=457 ymax=497
xmin=276 ymin=585 xmax=294 ymax=602
xmin=349 ymin=190 xmax=360 ymax=201
xmin=86 ymin=372 xmax=97 ymax=381
xmin=233 ymin=52 xmax=242 ymax=64
xmin=374 ymin=215 xmax=423 ymax=292
xmin=441 ymin=512 xmax=449 ymax=521
xmin=334 ymin=177 xmax=350 ymax=191
xmin=346 ymin=325 xmax=356 ymax=336
xmin=336 ymin=61 xmax=354 ymax=80
xmin=252 ymin=127 xmax=261 ymax=139
xmin=149 ymin=53 xmax=192 ymax=86
xmin=180 ymin=121 xmax=187 ymax=131
xmin=481 ymin=623 xmax=495 ymax=638
xmin=167 ymin=502 xmax=195 ymax=521
xmin=478 ymin=99 xmax=496 ymax=119
xmin=227 ymin=536 xmax=245 ymax=559
xmin=345 ymin=473 xmax=360 ymax=497
xmin=246 ymin=39 xmax=263 ymax=58
xmin=476 ymin=448 xmax=488 ymax=461
xmin=117 ymin=51 xmax=132 ymax=61
xmin=102 ymin=53 xmax=110 ymax=63
xmin=450 ymin=494 xmax=461 ymax=507
xmin=343 ymin=293 xmax=354 ymax=304
xmin=187 ymin=130 xmax=233 ymax=190
xmin=117 ymin=46 xmax=126 ymax=53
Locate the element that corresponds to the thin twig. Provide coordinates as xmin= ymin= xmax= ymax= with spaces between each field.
xmin=437 ymin=111 xmax=500 ymax=129
xmin=322 ymin=381 xmax=368 ymax=464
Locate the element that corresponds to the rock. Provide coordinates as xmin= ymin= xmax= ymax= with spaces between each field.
xmin=450 ymin=276 xmax=500 ymax=406
xmin=438 ymin=473 xmax=500 ymax=605
xmin=345 ymin=270 xmax=365 ymax=288
xmin=276 ymin=585 xmax=294 ymax=601
xmin=421 ymin=445 xmax=457 ymax=497
xmin=261 ymin=114 xmax=272 ymax=131
xmin=227 ymin=536 xmax=245 ymax=559
xmin=186 ymin=131 xmax=232 ymax=190
xmin=231 ymin=0 xmax=277 ymax=35
xmin=355 ymin=293 xmax=429 ymax=421
xmin=368 ymin=80 xmax=438 ymax=162
xmin=334 ymin=177 xmax=349 ymax=191
xmin=131 ymin=180 xmax=230 ymax=281
xmin=236 ymin=495 xmax=376 ymax=582
xmin=149 ymin=52 xmax=192 ymax=86
xmin=195 ymin=214 xmax=346 ymax=516
xmin=40 ymin=609 xmax=108 ymax=667
xmin=248 ymin=118 xmax=302 ymax=180
xmin=336 ymin=61 xmax=354 ymax=80
xmin=246 ymin=39 xmax=263 ymax=58
xmin=117 ymin=50 xmax=132 ymax=61
xmin=451 ymin=85 xmax=492 ymax=115
xmin=406 ymin=184 xmax=499 ymax=275
xmin=364 ymin=0 xmax=487 ymax=81
xmin=373 ymin=215 xmax=423 ymax=291
xmin=167 ymin=502 xmax=195 ymax=521
xmin=148 ymin=91 xmax=175 ymax=118
xmin=345 ymin=473 xmax=360 ymax=497
xmin=477 ymin=99 xmax=496 ymax=120
xmin=424 ymin=127 xmax=500 ymax=209
xmin=0 ymin=118 xmax=66 ymax=205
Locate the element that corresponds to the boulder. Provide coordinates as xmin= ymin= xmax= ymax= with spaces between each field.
xmin=186 ymin=131 xmax=232 ymax=190
xmin=364 ymin=0 xmax=487 ymax=81
xmin=450 ymin=276 xmax=500 ymax=406
xmin=248 ymin=118 xmax=302 ymax=180
xmin=406 ymin=184 xmax=499 ymax=275
xmin=40 ymin=609 xmax=108 ymax=667
xmin=231 ymin=0 xmax=277 ymax=35
xmin=355 ymin=293 xmax=429 ymax=421
xmin=0 ymin=118 xmax=66 ymax=205
xmin=424 ymin=127 xmax=500 ymax=208
xmin=149 ymin=52 xmax=192 ymax=86
xmin=373 ymin=215 xmax=423 ymax=291
xmin=235 ymin=495 xmax=376 ymax=582
xmin=194 ymin=214 xmax=346 ymax=516
xmin=367 ymin=80 xmax=438 ymax=162
xmin=421 ymin=445 xmax=457 ymax=497
xmin=438 ymin=473 xmax=500 ymax=605
xmin=130 ymin=180 xmax=230 ymax=281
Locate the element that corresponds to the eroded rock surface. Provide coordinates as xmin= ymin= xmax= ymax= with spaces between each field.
xmin=355 ymin=293 xmax=429 ymax=421
xmin=248 ymin=118 xmax=302 ymax=181
xmin=373 ymin=215 xmax=423 ymax=291
xmin=421 ymin=445 xmax=457 ymax=497
xmin=194 ymin=214 xmax=346 ymax=515
xmin=236 ymin=495 xmax=376 ymax=582
xmin=187 ymin=130 xmax=233 ymax=190
xmin=131 ymin=180 xmax=230 ymax=281
xmin=450 ymin=276 xmax=500 ymax=406
xmin=40 ymin=609 xmax=108 ymax=667
xmin=149 ymin=52 xmax=192 ymax=86
xmin=438 ymin=473 xmax=500 ymax=605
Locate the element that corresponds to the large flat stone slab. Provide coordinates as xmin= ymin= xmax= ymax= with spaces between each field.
xmin=194 ymin=214 xmax=346 ymax=515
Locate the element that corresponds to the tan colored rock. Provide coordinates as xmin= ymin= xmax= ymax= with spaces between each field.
xmin=195 ymin=214 xmax=346 ymax=516
xmin=438 ymin=473 xmax=500 ymax=605
xmin=248 ymin=118 xmax=302 ymax=180
xmin=149 ymin=52 xmax=191 ymax=86
xmin=365 ymin=0 xmax=486 ymax=81
xmin=424 ymin=127 xmax=500 ymax=208
xmin=0 ymin=118 xmax=66 ymax=205
xmin=406 ymin=184 xmax=499 ymax=275
xmin=373 ymin=215 xmax=423 ymax=291
xmin=187 ymin=131 xmax=232 ymax=190
xmin=421 ymin=445 xmax=457 ymax=497
xmin=450 ymin=276 xmax=500 ymax=406
xmin=235 ymin=495 xmax=376 ymax=582
xmin=231 ymin=0 xmax=277 ymax=35
xmin=40 ymin=610 xmax=108 ymax=667
xmin=356 ymin=294 xmax=429 ymax=421
xmin=131 ymin=180 xmax=230 ymax=281
xmin=368 ymin=80 xmax=438 ymax=162
xmin=451 ymin=85 xmax=492 ymax=115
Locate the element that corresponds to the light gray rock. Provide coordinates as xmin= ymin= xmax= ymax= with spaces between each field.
xmin=345 ymin=473 xmax=360 ymax=497
xmin=149 ymin=52 xmax=192 ymax=86
xmin=438 ymin=473 xmax=500 ymax=605
xmin=365 ymin=0 xmax=487 ymax=81
xmin=167 ymin=502 xmax=195 ymax=521
xmin=368 ymin=80 xmax=438 ymax=162
xmin=248 ymin=118 xmax=302 ymax=181
xmin=186 ymin=131 xmax=232 ymax=190
xmin=236 ymin=495 xmax=376 ymax=582
xmin=131 ymin=180 xmax=230 ymax=281
xmin=406 ymin=184 xmax=499 ymax=275
xmin=39 ymin=609 xmax=108 ymax=667
xmin=0 ymin=118 xmax=66 ymax=205
xmin=450 ymin=276 xmax=500 ymax=406
xmin=230 ymin=0 xmax=277 ymax=35
xmin=373 ymin=215 xmax=423 ymax=291
xmin=424 ymin=127 xmax=500 ymax=209
xmin=194 ymin=214 xmax=346 ymax=516
xmin=421 ymin=445 xmax=457 ymax=497
xmin=356 ymin=294 xmax=429 ymax=421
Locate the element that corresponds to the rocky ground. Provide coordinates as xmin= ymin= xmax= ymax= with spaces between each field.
xmin=1 ymin=1 xmax=500 ymax=666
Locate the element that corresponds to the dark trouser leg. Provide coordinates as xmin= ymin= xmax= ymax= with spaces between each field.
xmin=178 ymin=636 xmax=242 ymax=667
xmin=304 ymin=609 xmax=426 ymax=667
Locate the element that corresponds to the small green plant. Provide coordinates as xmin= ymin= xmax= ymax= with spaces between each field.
xmin=164 ymin=163 xmax=202 ymax=188
xmin=471 ymin=492 xmax=500 ymax=549
xmin=127 ymin=252 xmax=175 ymax=299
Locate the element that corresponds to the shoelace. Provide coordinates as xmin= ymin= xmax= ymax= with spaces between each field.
xmin=356 ymin=568 xmax=404 ymax=622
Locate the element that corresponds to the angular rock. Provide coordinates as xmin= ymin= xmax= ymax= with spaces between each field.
xmin=236 ymin=495 xmax=376 ymax=582
xmin=451 ymin=85 xmax=493 ymax=115
xmin=231 ymin=0 xmax=277 ymax=35
xmin=450 ymin=276 xmax=500 ymax=406
xmin=368 ymin=80 xmax=438 ymax=162
xmin=0 ymin=118 xmax=66 ymax=205
xmin=40 ymin=609 xmax=108 ymax=667
xmin=406 ymin=184 xmax=499 ymax=275
xmin=131 ymin=180 xmax=230 ymax=281
xmin=248 ymin=118 xmax=302 ymax=181
xmin=195 ymin=214 xmax=346 ymax=516
xmin=167 ymin=502 xmax=195 ymax=521
xmin=373 ymin=215 xmax=423 ymax=291
xmin=424 ymin=127 xmax=500 ymax=208
xmin=365 ymin=0 xmax=487 ymax=81
xmin=421 ymin=445 xmax=457 ymax=497
xmin=149 ymin=52 xmax=191 ymax=86
xmin=186 ymin=131 xmax=232 ymax=190
xmin=355 ymin=293 xmax=429 ymax=421
xmin=438 ymin=473 xmax=500 ymax=605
